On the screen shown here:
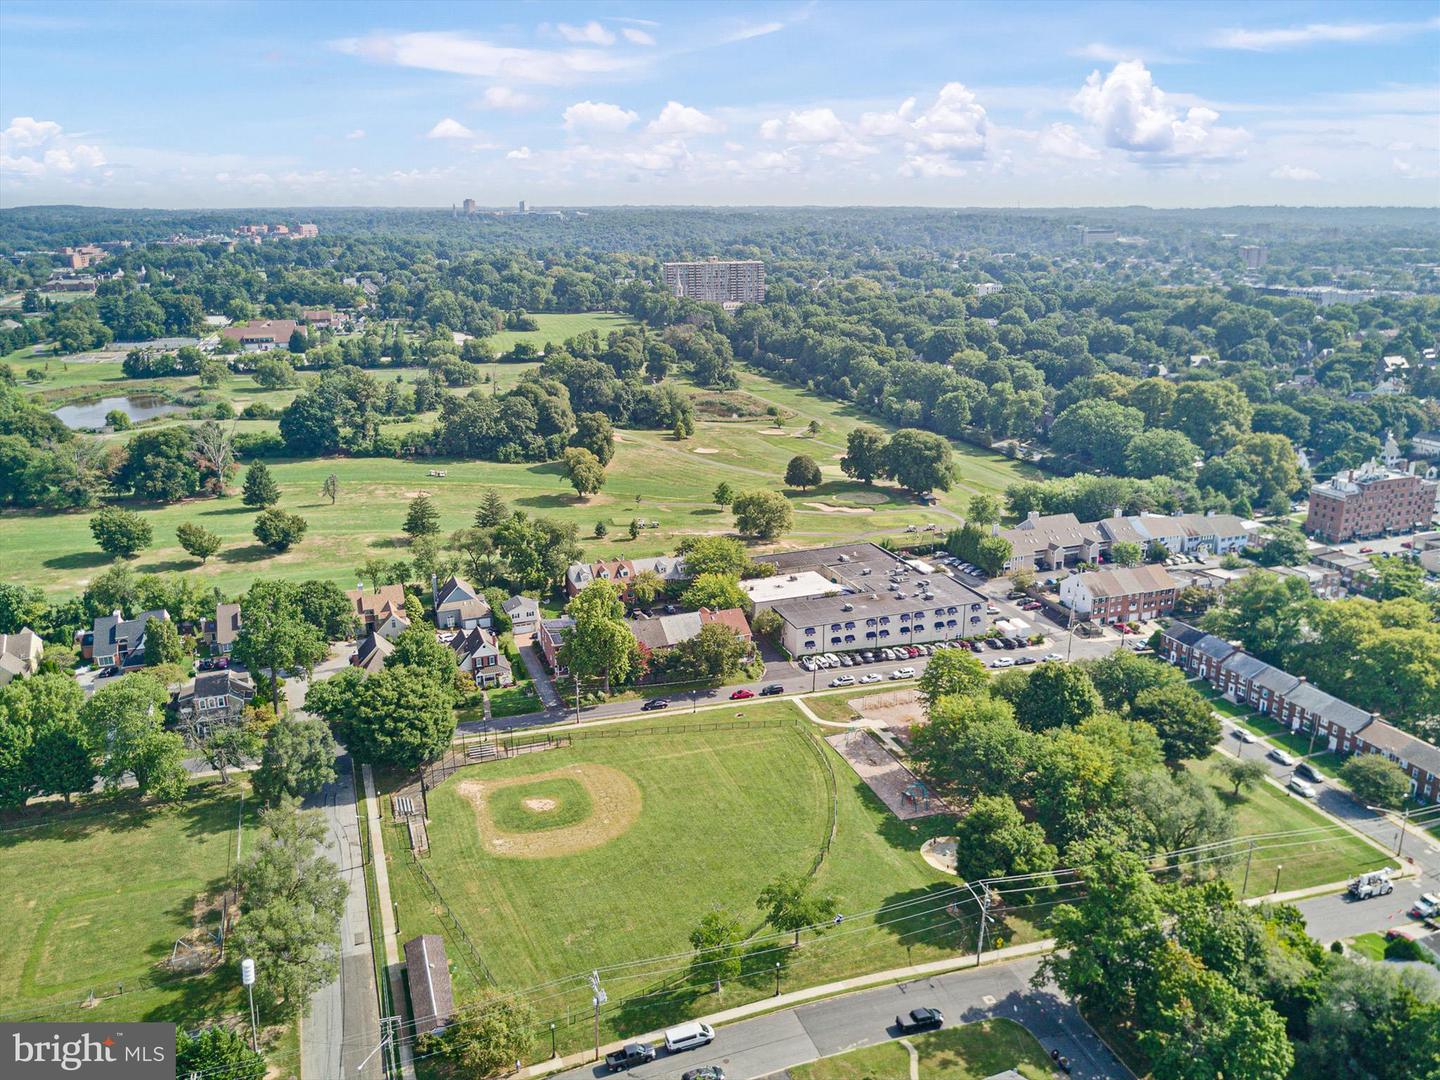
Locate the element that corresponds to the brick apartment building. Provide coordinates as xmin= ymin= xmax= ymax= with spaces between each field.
xmin=1304 ymin=459 xmax=1438 ymax=542
xmin=1058 ymin=565 xmax=1180 ymax=624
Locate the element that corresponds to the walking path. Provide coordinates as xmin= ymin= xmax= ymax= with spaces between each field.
xmin=363 ymin=764 xmax=416 ymax=1080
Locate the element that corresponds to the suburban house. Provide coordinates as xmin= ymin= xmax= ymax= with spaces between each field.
xmin=447 ymin=628 xmax=513 ymax=687
xmin=174 ymin=671 xmax=256 ymax=741
xmin=1057 ymin=565 xmax=1179 ymax=624
xmin=1159 ymin=623 xmax=1440 ymax=804
xmin=537 ymin=617 xmax=576 ymax=676
xmin=375 ymin=611 xmax=411 ymax=642
xmin=301 ymin=309 xmax=349 ymax=330
xmin=203 ymin=602 xmax=243 ymax=655
xmin=630 ymin=607 xmax=752 ymax=654
xmin=404 ymin=935 xmax=454 ymax=1037
xmin=351 ymin=631 xmax=394 ymax=676
xmin=347 ymin=584 xmax=406 ymax=635
xmin=1269 ymin=563 xmax=1344 ymax=599
xmin=88 ymin=610 xmax=171 ymax=669
xmin=998 ymin=510 xmax=1260 ymax=572
xmin=564 ymin=555 xmax=688 ymax=600
xmin=0 ymin=628 xmax=44 ymax=686
xmin=218 ymin=319 xmax=299 ymax=351
xmin=998 ymin=513 xmax=1103 ymax=572
xmin=434 ymin=577 xmax=491 ymax=630
xmin=502 ymin=595 xmax=540 ymax=640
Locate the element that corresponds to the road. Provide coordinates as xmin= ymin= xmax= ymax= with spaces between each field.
xmin=549 ymin=955 xmax=1125 ymax=1080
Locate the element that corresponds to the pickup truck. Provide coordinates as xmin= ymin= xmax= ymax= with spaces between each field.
xmin=605 ymin=1043 xmax=656 ymax=1072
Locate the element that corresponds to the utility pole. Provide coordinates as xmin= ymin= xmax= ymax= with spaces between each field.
xmin=588 ymin=971 xmax=607 ymax=1062
xmin=240 ymin=958 xmax=258 ymax=1052
xmin=1240 ymin=838 xmax=1256 ymax=898
xmin=574 ymin=675 xmax=581 ymax=725
xmin=975 ymin=886 xmax=990 ymax=966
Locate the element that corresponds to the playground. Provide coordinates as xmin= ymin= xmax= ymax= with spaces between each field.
xmin=827 ymin=728 xmax=950 ymax=820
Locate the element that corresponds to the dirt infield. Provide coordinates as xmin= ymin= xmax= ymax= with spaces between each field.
xmin=848 ymin=689 xmax=926 ymax=728
xmin=456 ymin=764 xmax=642 ymax=859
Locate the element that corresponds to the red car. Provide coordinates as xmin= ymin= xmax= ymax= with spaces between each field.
xmin=730 ymin=689 xmax=754 ymax=700
xmin=1359 ymin=546 xmax=1374 ymax=553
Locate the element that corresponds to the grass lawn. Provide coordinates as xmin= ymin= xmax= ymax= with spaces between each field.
xmin=385 ymin=702 xmax=964 ymax=1060
xmin=6 ymin=366 xmax=1045 ymax=600
xmin=0 ymin=780 xmax=260 ymax=1028
xmin=1348 ymin=932 xmax=1387 ymax=961
xmin=484 ymin=311 xmax=636 ymax=355
xmin=1191 ymin=758 xmax=1397 ymax=898
xmin=791 ymin=1019 xmax=1052 ymax=1080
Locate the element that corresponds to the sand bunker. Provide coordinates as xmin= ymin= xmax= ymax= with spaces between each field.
xmin=804 ymin=502 xmax=873 ymax=515
xmin=692 ymin=447 xmax=720 ymax=454
xmin=456 ymin=764 xmax=642 ymax=859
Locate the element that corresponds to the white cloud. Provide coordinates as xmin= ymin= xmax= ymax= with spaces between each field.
xmin=1213 ymin=18 xmax=1440 ymax=51
xmin=1072 ymin=60 xmax=1246 ymax=160
xmin=1393 ymin=156 xmax=1439 ymax=179
xmin=858 ymin=98 xmax=916 ymax=137
xmin=899 ymin=153 xmax=968 ymax=179
xmin=622 ymin=28 xmax=655 ymax=46
xmin=557 ymin=21 xmax=615 ymax=46
xmin=648 ymin=101 xmax=724 ymax=136
xmin=562 ymin=100 xmax=637 ymax=132
xmin=479 ymin=86 xmax=536 ymax=110
xmin=760 ymin=107 xmax=847 ymax=143
xmin=427 ymin=117 xmax=476 ymax=140
xmin=345 ymin=128 xmax=366 ymax=140
xmin=330 ymin=31 xmax=645 ymax=85
xmin=719 ymin=21 xmax=785 ymax=44
xmin=2 ymin=116 xmax=63 ymax=149
xmin=910 ymin=83 xmax=988 ymax=157
xmin=1037 ymin=122 xmax=1100 ymax=160
xmin=1269 ymin=165 xmax=1321 ymax=180
xmin=507 ymin=146 xmax=532 ymax=160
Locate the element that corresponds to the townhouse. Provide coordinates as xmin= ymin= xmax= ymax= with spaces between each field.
xmin=564 ymin=555 xmax=688 ymax=601
xmin=1058 ymin=565 xmax=1180 ymax=624
xmin=86 ymin=609 xmax=171 ymax=669
xmin=203 ymin=602 xmax=242 ymax=655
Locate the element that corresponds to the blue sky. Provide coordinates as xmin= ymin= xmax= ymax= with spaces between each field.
xmin=1 ymin=0 xmax=1437 ymax=207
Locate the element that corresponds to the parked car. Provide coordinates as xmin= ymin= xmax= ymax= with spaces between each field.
xmin=760 ymin=684 xmax=785 ymax=696
xmin=1288 ymin=777 xmax=1317 ymax=798
xmin=604 ymin=1044 xmax=656 ymax=1072
xmin=1021 ymin=601 xmax=1043 ymax=611
xmin=1042 ymin=653 xmax=1063 ymax=662
xmin=824 ymin=653 xmax=841 ymax=667
xmin=682 ymin=1068 xmax=726 ymax=1080
xmin=830 ymin=675 xmax=856 ymax=687
xmin=860 ymin=673 xmax=882 ymax=683
xmin=839 ymin=655 xmax=854 ymax=667
xmin=1268 ymin=748 xmax=1295 ymax=766
xmin=664 ymin=1022 xmax=715 ymax=1053
xmin=1233 ymin=728 xmax=1258 ymax=744
xmin=99 ymin=666 xmax=122 ymax=678
xmin=730 ymin=689 xmax=754 ymax=700
xmin=1296 ymin=761 xmax=1326 ymax=783
xmin=1016 ymin=656 xmax=1037 ymax=665
xmin=641 ymin=698 xmax=670 ymax=712
xmin=895 ymin=1007 xmax=945 ymax=1034
xmin=992 ymin=657 xmax=1016 ymax=668
xmin=890 ymin=667 xmax=916 ymax=679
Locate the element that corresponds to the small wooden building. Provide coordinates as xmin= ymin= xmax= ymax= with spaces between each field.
xmin=404 ymin=934 xmax=454 ymax=1036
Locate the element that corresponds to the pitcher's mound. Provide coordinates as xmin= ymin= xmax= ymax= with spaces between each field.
xmin=456 ymin=764 xmax=642 ymax=859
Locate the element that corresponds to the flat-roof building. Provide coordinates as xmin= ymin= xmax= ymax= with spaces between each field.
xmin=1304 ymin=459 xmax=1438 ymax=542
xmin=662 ymin=258 xmax=765 ymax=306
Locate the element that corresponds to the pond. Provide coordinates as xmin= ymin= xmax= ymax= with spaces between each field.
xmin=51 ymin=395 xmax=185 ymax=429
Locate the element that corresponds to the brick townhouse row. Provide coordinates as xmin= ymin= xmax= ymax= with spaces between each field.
xmin=1160 ymin=621 xmax=1440 ymax=805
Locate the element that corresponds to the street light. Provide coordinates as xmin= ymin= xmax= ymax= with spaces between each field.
xmin=774 ymin=962 xmax=782 ymax=997
xmin=1273 ymin=863 xmax=1283 ymax=894
xmin=1366 ymin=803 xmax=1415 ymax=858
xmin=550 ymin=1022 xmax=557 ymax=1058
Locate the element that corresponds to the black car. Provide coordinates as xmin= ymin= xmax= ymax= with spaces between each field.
xmin=1296 ymin=761 xmax=1327 ymax=784
xmin=760 ymin=684 xmax=785 ymax=696
xmin=641 ymin=698 xmax=670 ymax=711
xmin=896 ymin=1007 xmax=945 ymax=1034
xmin=99 ymin=666 xmax=122 ymax=678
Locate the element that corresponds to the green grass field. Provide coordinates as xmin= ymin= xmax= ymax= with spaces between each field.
xmin=0 ymin=781 xmax=253 ymax=1025
xmin=4 ymin=359 xmax=1043 ymax=599
xmin=385 ymin=704 xmax=962 ymax=1058
xmin=791 ymin=1019 xmax=1052 ymax=1080
xmin=484 ymin=311 xmax=636 ymax=355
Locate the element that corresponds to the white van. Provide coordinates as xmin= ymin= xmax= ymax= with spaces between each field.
xmin=663 ymin=1021 xmax=715 ymax=1053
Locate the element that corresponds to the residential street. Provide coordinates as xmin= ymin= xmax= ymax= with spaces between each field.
xmin=547 ymin=955 xmax=1126 ymax=1080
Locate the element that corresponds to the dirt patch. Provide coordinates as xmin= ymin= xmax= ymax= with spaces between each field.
xmin=827 ymin=730 xmax=951 ymax=820
xmin=804 ymin=502 xmax=873 ymax=515
xmin=692 ymin=447 xmax=720 ymax=454
xmin=523 ymin=797 xmax=558 ymax=812
xmin=456 ymin=763 xmax=642 ymax=859
xmin=921 ymin=836 xmax=958 ymax=873
xmin=850 ymin=689 xmax=926 ymax=727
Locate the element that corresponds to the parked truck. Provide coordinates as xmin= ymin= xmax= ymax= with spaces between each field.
xmin=604 ymin=1043 xmax=656 ymax=1072
xmin=1348 ymin=869 xmax=1394 ymax=900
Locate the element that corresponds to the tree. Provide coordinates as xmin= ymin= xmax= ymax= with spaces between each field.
xmin=90 ymin=506 xmax=152 ymax=558
xmin=628 ymin=517 xmax=641 ymax=540
xmin=784 ymin=454 xmax=822 ymax=490
xmin=253 ymin=508 xmax=308 ymax=552
xmin=474 ymin=488 xmax=508 ymax=527
xmin=884 ymin=428 xmax=953 ymax=493
xmin=910 ymin=694 xmax=1031 ymax=802
xmin=27 ymin=725 xmax=96 ymax=805
xmin=116 ymin=428 xmax=201 ymax=502
xmin=233 ymin=581 xmax=329 ymax=713
xmin=144 ymin=616 xmax=186 ymax=667
xmin=562 ymin=446 xmax=607 ymax=498
xmin=628 ymin=569 xmax=664 ymax=607
xmin=1051 ymin=399 xmax=1145 ymax=472
xmin=667 ymin=623 xmax=749 ymax=681
xmin=974 ymin=535 xmax=1013 ymax=577
xmin=966 ymin=493 xmax=1002 ymax=526
xmin=1201 ymin=571 xmax=1310 ymax=666
xmin=732 ymin=489 xmax=793 ymax=540
xmin=679 ymin=536 xmax=750 ymax=578
xmin=1081 ymin=648 xmax=1184 ymax=711
xmin=294 ymin=579 xmax=358 ymax=639
xmin=232 ymin=801 xmax=345 ymax=1018
xmin=952 ymin=794 xmax=1057 ymax=898
xmin=192 ymin=419 xmax=238 ymax=494
xmin=713 ymin=481 xmax=735 ymax=507
xmin=403 ymin=494 xmax=441 ymax=538
xmin=841 ymin=426 xmax=888 ymax=484
xmin=310 ymin=665 xmax=455 ymax=768
xmin=570 ymin=411 xmax=615 ymax=465
xmin=1110 ymin=540 xmax=1143 ymax=567
xmin=560 ymin=581 xmax=638 ymax=693
xmin=1174 ymin=381 xmax=1253 ymax=455
xmin=1339 ymin=754 xmax=1411 ymax=808
xmin=321 ymin=473 xmax=339 ymax=504
xmin=79 ymin=674 xmax=187 ymax=799
xmin=195 ymin=723 xmax=261 ymax=786
xmin=288 ymin=328 xmax=308 ymax=354
xmin=389 ymin=625 xmax=461 ymax=685
xmin=1296 ymin=959 xmax=1440 ymax=1080
xmin=1123 ymin=429 xmax=1200 ymax=480
xmin=1009 ymin=567 xmax=1036 ymax=593
xmin=757 ymin=874 xmax=839 ymax=946
xmin=253 ymin=356 xmax=298 ymax=389
xmin=1369 ymin=556 xmax=1433 ymax=602
xmin=917 ymin=648 xmax=987 ymax=710
xmin=1129 ymin=683 xmax=1221 ymax=765
xmin=1218 ymin=757 xmax=1269 ymax=798
xmin=680 ymin=572 xmax=748 ymax=613
xmin=1253 ymin=525 xmax=1309 ymax=567
xmin=176 ymin=521 xmax=222 ymax=563
xmin=252 ymin=717 xmax=338 ymax=805
xmin=689 ymin=911 xmax=744 ymax=992
xmin=175 ymin=1028 xmax=266 ymax=1080
xmin=242 ymin=460 xmax=281 ymax=509
xmin=420 ymin=991 xmax=537 ymax=1080
xmin=1015 ymin=663 xmax=1101 ymax=731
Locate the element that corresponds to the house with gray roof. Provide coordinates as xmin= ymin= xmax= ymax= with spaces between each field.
xmin=502 ymin=595 xmax=540 ymax=639
xmin=88 ymin=609 xmax=170 ymax=669
xmin=174 ymin=670 xmax=256 ymax=741
xmin=447 ymin=627 xmax=512 ymax=688
xmin=1218 ymin=652 xmax=1299 ymax=716
xmin=434 ymin=577 xmax=491 ymax=630
xmin=351 ymin=631 xmax=393 ymax=676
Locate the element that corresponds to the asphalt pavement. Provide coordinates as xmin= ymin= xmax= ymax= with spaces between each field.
xmin=548 ymin=956 xmax=1125 ymax=1080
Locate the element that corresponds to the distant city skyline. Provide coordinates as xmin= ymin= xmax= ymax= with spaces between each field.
xmin=1 ymin=0 xmax=1437 ymax=208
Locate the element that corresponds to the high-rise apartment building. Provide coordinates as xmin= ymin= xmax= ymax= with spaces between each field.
xmin=661 ymin=258 xmax=766 ymax=305
xmin=1241 ymin=244 xmax=1267 ymax=269
xmin=1304 ymin=459 xmax=1438 ymax=542
xmin=462 ymin=198 xmax=477 ymax=213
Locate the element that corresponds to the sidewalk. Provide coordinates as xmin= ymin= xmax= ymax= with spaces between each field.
xmin=363 ymin=764 xmax=416 ymax=1080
